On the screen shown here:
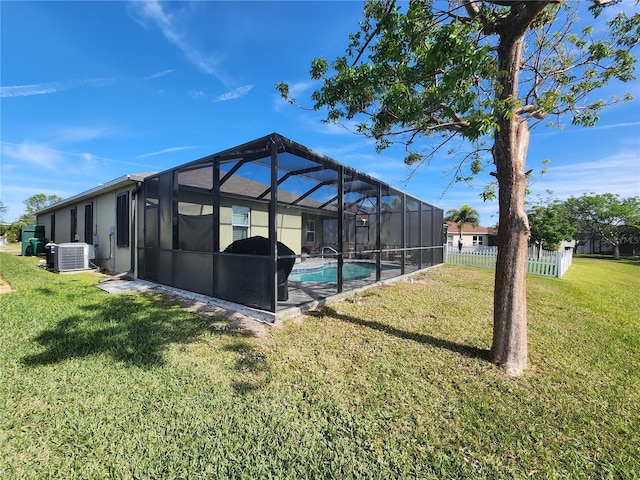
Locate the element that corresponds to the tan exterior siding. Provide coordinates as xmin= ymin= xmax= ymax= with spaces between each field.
xmin=36 ymin=181 xmax=140 ymax=275
xmin=219 ymin=197 xmax=302 ymax=253
xmin=445 ymin=221 xmax=497 ymax=249
xmin=447 ymin=232 xmax=491 ymax=248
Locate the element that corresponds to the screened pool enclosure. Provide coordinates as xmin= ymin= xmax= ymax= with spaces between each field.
xmin=137 ymin=133 xmax=444 ymax=321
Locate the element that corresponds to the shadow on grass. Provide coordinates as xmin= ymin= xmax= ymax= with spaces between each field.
xmin=314 ymin=307 xmax=489 ymax=361
xmin=21 ymin=293 xmax=243 ymax=369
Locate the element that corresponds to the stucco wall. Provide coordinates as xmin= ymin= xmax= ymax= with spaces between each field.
xmin=447 ymin=233 xmax=490 ymax=248
xmin=36 ymin=183 xmax=138 ymax=274
xmin=219 ymin=198 xmax=302 ymax=254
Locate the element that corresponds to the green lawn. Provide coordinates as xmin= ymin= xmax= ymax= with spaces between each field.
xmin=1 ymin=253 xmax=638 ymax=479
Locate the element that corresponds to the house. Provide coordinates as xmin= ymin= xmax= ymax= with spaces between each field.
xmin=36 ymin=174 xmax=152 ymax=274
xmin=446 ymin=220 xmax=575 ymax=253
xmin=446 ymin=221 xmax=496 ymax=249
xmin=36 ymin=133 xmax=445 ymax=322
xmin=575 ymin=225 xmax=639 ymax=257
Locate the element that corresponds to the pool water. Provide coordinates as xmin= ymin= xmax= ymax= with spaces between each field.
xmin=289 ymin=262 xmax=381 ymax=283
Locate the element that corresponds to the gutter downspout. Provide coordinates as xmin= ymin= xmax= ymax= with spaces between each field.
xmin=129 ymin=181 xmax=141 ymax=276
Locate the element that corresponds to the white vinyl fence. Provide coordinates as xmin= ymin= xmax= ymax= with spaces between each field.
xmin=444 ymin=245 xmax=573 ymax=278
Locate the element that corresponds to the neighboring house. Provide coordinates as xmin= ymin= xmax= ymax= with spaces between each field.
xmin=446 ymin=221 xmax=497 ymax=249
xmin=575 ymin=226 xmax=639 ymax=256
xmin=551 ymin=240 xmax=576 ymax=252
xmin=445 ymin=221 xmax=574 ymax=252
xmin=36 ymin=133 xmax=445 ymax=320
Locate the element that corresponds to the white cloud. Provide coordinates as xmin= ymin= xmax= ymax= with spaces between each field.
xmin=52 ymin=125 xmax=114 ymax=143
xmin=0 ymin=78 xmax=115 ymax=98
xmin=188 ymin=90 xmax=205 ymax=100
xmin=1 ymin=141 xmax=155 ymax=173
xmin=130 ymin=1 xmax=232 ymax=87
xmin=434 ymin=147 xmax=640 ymax=227
xmin=0 ymin=182 xmax=68 ymax=199
xmin=531 ymin=150 xmax=640 ymax=199
xmin=143 ymin=69 xmax=176 ymax=81
xmin=287 ymin=81 xmax=315 ymax=99
xmin=0 ymin=83 xmax=63 ymax=98
xmin=137 ymin=146 xmax=200 ymax=158
xmin=1 ymin=142 xmax=63 ymax=170
xmin=214 ymin=85 xmax=254 ymax=102
xmin=531 ymin=121 xmax=640 ymax=139
xmin=587 ymin=121 xmax=640 ymax=130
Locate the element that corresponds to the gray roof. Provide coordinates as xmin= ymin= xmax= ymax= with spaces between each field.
xmin=177 ymin=167 xmax=335 ymax=211
xmin=35 ymin=173 xmax=155 ymax=215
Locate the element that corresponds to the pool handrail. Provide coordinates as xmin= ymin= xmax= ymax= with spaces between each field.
xmin=321 ymin=246 xmax=339 ymax=258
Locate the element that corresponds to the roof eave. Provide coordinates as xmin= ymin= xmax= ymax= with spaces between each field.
xmin=35 ymin=173 xmax=154 ymax=216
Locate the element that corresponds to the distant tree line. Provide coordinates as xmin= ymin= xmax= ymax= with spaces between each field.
xmin=526 ymin=193 xmax=640 ymax=259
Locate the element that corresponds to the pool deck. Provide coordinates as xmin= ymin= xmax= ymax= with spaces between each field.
xmin=279 ymin=259 xmax=424 ymax=313
xmin=95 ymin=255 xmax=436 ymax=325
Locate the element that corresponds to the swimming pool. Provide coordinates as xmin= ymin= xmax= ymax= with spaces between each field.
xmin=289 ymin=262 xmax=383 ymax=283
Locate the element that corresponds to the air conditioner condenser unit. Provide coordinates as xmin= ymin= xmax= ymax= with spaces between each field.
xmin=52 ymin=243 xmax=94 ymax=272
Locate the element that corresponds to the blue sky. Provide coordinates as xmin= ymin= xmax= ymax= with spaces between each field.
xmin=1 ymin=1 xmax=639 ymax=226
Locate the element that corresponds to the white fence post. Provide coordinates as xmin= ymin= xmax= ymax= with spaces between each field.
xmin=556 ymin=249 xmax=573 ymax=278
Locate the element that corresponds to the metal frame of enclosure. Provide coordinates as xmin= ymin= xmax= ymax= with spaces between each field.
xmin=137 ymin=133 xmax=444 ymax=321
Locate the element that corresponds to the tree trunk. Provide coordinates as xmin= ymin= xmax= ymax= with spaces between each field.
xmin=613 ymin=243 xmax=620 ymax=259
xmin=489 ymin=5 xmax=546 ymax=377
xmin=492 ymin=117 xmax=530 ymax=377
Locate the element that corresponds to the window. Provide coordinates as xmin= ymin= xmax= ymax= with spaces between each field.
xmin=231 ymin=205 xmax=250 ymax=242
xmin=70 ymin=207 xmax=77 ymax=242
xmin=117 ymin=192 xmax=129 ymax=247
xmin=472 ymin=235 xmax=484 ymax=246
xmin=50 ymin=213 xmax=56 ymax=242
xmin=323 ymin=219 xmax=338 ymax=247
xmin=306 ymin=219 xmax=315 ymax=244
xmin=84 ymin=203 xmax=93 ymax=244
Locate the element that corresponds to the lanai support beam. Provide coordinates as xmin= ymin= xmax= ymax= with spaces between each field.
xmin=269 ymin=137 xmax=278 ymax=313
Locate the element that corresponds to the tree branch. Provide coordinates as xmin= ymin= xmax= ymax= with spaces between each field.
xmin=517 ymin=104 xmax=547 ymax=119
xmin=351 ymin=1 xmax=396 ymax=66
xmin=461 ymin=0 xmax=481 ymax=18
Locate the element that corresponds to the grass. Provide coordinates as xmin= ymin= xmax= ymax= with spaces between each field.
xmin=0 ymin=253 xmax=638 ymax=479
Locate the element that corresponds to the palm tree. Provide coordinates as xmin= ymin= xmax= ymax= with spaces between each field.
xmin=445 ymin=204 xmax=480 ymax=240
xmin=0 ymin=202 xmax=7 ymax=227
